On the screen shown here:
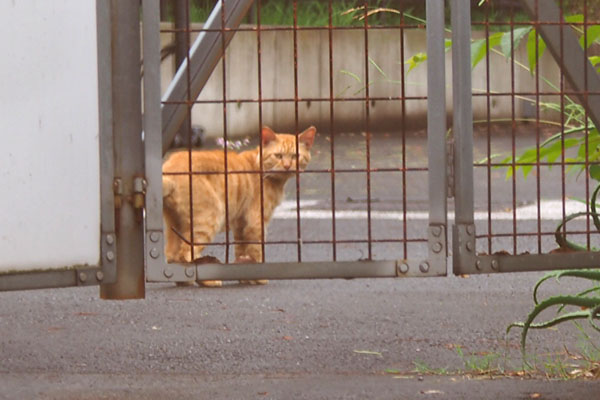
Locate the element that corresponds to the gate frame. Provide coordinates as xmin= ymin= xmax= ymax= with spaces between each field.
xmin=452 ymin=0 xmax=600 ymax=275
xmin=143 ymin=0 xmax=450 ymax=283
xmin=0 ymin=0 xmax=117 ymax=292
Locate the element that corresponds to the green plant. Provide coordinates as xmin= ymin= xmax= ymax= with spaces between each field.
xmin=411 ymin=360 xmax=450 ymax=375
xmin=506 ymin=267 xmax=600 ymax=360
xmin=454 ymin=345 xmax=505 ymax=375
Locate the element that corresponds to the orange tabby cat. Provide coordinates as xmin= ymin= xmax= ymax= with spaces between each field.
xmin=162 ymin=126 xmax=316 ymax=287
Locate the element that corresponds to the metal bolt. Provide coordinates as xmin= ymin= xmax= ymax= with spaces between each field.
xmin=431 ymin=226 xmax=442 ymax=237
xmin=491 ymin=259 xmax=499 ymax=270
xmin=79 ymin=272 xmax=87 ymax=283
xmin=419 ymin=261 xmax=430 ymax=273
xmin=163 ymin=268 xmax=174 ymax=279
xmin=432 ymin=242 xmax=443 ymax=253
xmin=106 ymin=251 xmax=115 ymax=262
xmin=150 ymin=248 xmax=159 ymax=259
xmin=105 ymin=234 xmax=114 ymax=245
xmin=96 ymin=271 xmax=104 ymax=281
xmin=475 ymin=260 xmax=482 ymax=270
xmin=466 ymin=241 xmax=473 ymax=252
xmin=466 ymin=225 xmax=475 ymax=236
xmin=150 ymin=232 xmax=160 ymax=243
xmin=397 ymin=262 xmax=409 ymax=275
xmin=185 ymin=267 xmax=195 ymax=278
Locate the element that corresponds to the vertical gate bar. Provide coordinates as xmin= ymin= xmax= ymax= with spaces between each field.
xmin=174 ymin=0 xmax=188 ymax=70
xmin=363 ymin=0 xmax=373 ymax=260
xmin=161 ymin=0 xmax=255 ymax=155
xmin=583 ymin=1 xmax=591 ymax=250
xmin=510 ymin=9 xmax=517 ymax=255
xmin=484 ymin=3 xmax=492 ymax=254
xmin=142 ymin=0 xmax=165 ymax=274
xmin=450 ymin=0 xmax=474 ymax=224
xmin=400 ymin=11 xmax=407 ymax=259
xmin=293 ymin=0 xmax=302 ymax=262
xmin=173 ymin=0 xmax=191 ymax=144
xmin=185 ymin=0 xmax=195 ymax=261
xmin=534 ymin=0 xmax=542 ymax=254
xmin=327 ymin=0 xmax=337 ymax=261
xmin=426 ymin=0 xmax=447 ymax=225
xmin=450 ymin=0 xmax=476 ymax=273
xmin=558 ymin=0 xmax=566 ymax=255
xmin=100 ymin=0 xmax=145 ymax=299
xmin=97 ymin=0 xmax=117 ymax=283
xmin=220 ymin=0 xmax=231 ymax=262
xmin=426 ymin=0 xmax=448 ymax=271
xmin=256 ymin=1 xmax=266 ymax=262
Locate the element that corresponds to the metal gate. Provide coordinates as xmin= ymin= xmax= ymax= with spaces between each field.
xmin=143 ymin=0 xmax=600 ymax=287
xmin=143 ymin=0 xmax=449 ymax=283
xmin=0 ymin=1 xmax=117 ymax=293
xmin=2 ymin=0 xmax=600 ymax=297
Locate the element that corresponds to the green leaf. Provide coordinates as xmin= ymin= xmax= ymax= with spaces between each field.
xmin=445 ymin=38 xmax=452 ymax=51
xmin=527 ymin=29 xmax=546 ymax=75
xmin=546 ymin=138 xmax=580 ymax=164
xmin=589 ymin=56 xmax=600 ymax=66
xmin=590 ymin=164 xmax=600 ymax=181
xmin=565 ymin=14 xmax=583 ymax=24
xmin=369 ymin=57 xmax=388 ymax=79
xmin=405 ymin=52 xmax=427 ymax=74
xmin=471 ymin=32 xmax=503 ymax=68
xmin=580 ymin=25 xmax=600 ymax=49
xmin=500 ymin=27 xmax=532 ymax=58
xmin=340 ymin=69 xmax=362 ymax=83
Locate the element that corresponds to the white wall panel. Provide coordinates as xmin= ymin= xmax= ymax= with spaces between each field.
xmin=0 ymin=1 xmax=100 ymax=272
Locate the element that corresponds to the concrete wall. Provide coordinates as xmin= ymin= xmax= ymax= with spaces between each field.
xmin=160 ymin=24 xmax=561 ymax=138
xmin=0 ymin=1 xmax=100 ymax=272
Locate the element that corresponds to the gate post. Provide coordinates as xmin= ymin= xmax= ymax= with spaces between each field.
xmin=100 ymin=0 xmax=146 ymax=299
xmin=450 ymin=0 xmax=477 ymax=274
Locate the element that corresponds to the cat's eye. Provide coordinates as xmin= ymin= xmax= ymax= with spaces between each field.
xmin=275 ymin=153 xmax=283 ymax=159
xmin=292 ymin=154 xmax=298 ymax=159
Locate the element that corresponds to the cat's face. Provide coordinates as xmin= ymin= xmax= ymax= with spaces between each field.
xmin=259 ymin=126 xmax=316 ymax=178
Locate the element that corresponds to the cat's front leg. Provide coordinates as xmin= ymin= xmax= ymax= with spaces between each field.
xmin=233 ymin=221 xmax=268 ymax=285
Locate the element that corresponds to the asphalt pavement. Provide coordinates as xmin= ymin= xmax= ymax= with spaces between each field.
xmin=1 ymin=274 xmax=600 ymax=399
xmin=2 ymin=127 xmax=600 ymax=399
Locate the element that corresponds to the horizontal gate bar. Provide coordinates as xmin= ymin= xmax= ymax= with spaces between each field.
xmin=148 ymin=260 xmax=445 ymax=282
xmin=0 ymin=267 xmax=105 ymax=292
xmin=161 ymin=0 xmax=254 ymax=154
xmin=475 ymin=253 xmax=600 ymax=274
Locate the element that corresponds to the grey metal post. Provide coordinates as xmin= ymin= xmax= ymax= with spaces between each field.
xmin=142 ymin=0 xmax=183 ymax=282
xmin=97 ymin=0 xmax=117 ymax=283
xmin=450 ymin=0 xmax=476 ymax=273
xmin=172 ymin=0 xmax=192 ymax=145
xmin=161 ymin=0 xmax=254 ymax=154
xmin=100 ymin=0 xmax=145 ymax=299
xmin=426 ymin=0 xmax=448 ymax=273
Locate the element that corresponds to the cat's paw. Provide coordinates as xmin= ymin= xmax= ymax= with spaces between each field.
xmin=198 ymin=280 xmax=223 ymax=288
xmin=234 ymin=255 xmax=255 ymax=264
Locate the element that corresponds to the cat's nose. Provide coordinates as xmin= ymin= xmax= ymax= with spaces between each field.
xmin=283 ymin=162 xmax=291 ymax=170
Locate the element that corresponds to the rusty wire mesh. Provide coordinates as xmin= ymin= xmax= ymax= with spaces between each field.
xmin=160 ymin=0 xmax=600 ymax=265
xmin=472 ymin=0 xmax=600 ymax=256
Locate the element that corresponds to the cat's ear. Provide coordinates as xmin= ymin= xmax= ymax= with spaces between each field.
xmin=261 ymin=126 xmax=277 ymax=146
xmin=299 ymin=126 xmax=316 ymax=150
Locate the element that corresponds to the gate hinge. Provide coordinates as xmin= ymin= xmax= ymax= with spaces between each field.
xmin=133 ymin=177 xmax=147 ymax=209
xmin=446 ymin=139 xmax=455 ymax=198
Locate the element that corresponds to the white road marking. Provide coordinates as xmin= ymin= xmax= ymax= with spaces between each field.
xmin=273 ymin=200 xmax=590 ymax=221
